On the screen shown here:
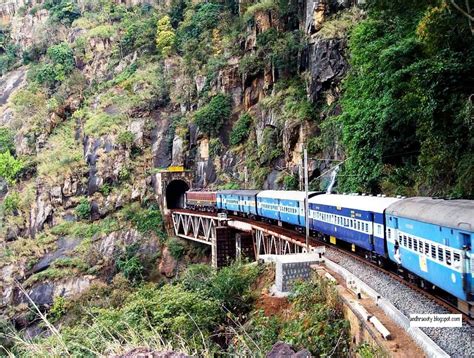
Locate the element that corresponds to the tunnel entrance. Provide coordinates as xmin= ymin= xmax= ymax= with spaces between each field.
xmin=166 ymin=179 xmax=190 ymax=209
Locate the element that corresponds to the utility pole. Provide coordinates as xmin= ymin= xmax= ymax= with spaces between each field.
xmin=304 ymin=148 xmax=309 ymax=251
xmin=244 ymin=166 xmax=248 ymax=189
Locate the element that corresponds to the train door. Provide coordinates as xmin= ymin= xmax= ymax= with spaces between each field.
xmin=460 ymin=232 xmax=473 ymax=299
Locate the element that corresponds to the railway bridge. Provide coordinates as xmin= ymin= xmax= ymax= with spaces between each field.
xmin=153 ymin=166 xmax=323 ymax=267
xmin=171 ymin=209 xmax=323 ymax=268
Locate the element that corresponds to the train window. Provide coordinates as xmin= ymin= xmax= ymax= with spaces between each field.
xmin=387 ymin=229 xmax=391 ymax=239
xmin=438 ymin=246 xmax=444 ymax=262
xmin=446 ymin=250 xmax=452 ymax=266
xmin=366 ymin=223 xmax=369 ymax=232
xmin=431 ymin=245 xmax=436 ymax=259
xmin=424 ymin=242 xmax=429 ymax=255
xmin=453 ymin=252 xmax=461 ymax=267
xmin=414 ymin=239 xmax=418 ymax=252
xmin=408 ymin=237 xmax=412 ymax=249
xmin=419 ymin=241 xmax=423 ymax=253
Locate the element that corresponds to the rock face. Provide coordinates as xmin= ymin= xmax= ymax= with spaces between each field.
xmin=307 ymin=38 xmax=347 ymax=102
xmin=23 ymin=275 xmax=96 ymax=307
xmin=159 ymin=247 xmax=178 ymax=278
xmin=0 ymin=67 xmax=27 ymax=124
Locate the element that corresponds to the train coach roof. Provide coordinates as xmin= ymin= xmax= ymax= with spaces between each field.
xmin=257 ymin=190 xmax=319 ymax=201
xmin=386 ymin=197 xmax=474 ymax=231
xmin=218 ymin=190 xmax=261 ymax=196
xmin=309 ymin=194 xmax=401 ymax=214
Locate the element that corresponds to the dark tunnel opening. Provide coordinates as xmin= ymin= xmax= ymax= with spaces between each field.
xmin=166 ymin=180 xmax=190 ymax=209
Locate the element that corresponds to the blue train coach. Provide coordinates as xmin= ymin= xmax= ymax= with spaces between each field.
xmin=257 ymin=190 xmax=318 ymax=227
xmin=385 ymin=198 xmax=474 ymax=303
xmin=308 ymin=194 xmax=401 ymax=256
xmin=217 ymin=190 xmax=260 ymax=216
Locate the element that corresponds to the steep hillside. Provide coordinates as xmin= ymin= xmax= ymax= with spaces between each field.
xmin=0 ymin=0 xmax=472 ymax=354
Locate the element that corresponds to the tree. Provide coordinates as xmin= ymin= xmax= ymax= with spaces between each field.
xmin=156 ymin=15 xmax=176 ymax=57
xmin=194 ymin=94 xmax=232 ymax=137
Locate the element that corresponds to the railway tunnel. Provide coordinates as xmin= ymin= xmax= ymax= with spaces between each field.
xmin=165 ymin=179 xmax=189 ymax=209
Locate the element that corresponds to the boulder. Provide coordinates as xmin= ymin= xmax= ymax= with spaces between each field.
xmin=159 ymin=247 xmax=177 ymax=278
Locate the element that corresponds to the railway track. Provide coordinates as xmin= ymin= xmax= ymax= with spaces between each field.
xmin=320 ymin=239 xmax=474 ymax=325
xmin=230 ymin=212 xmax=473 ymax=325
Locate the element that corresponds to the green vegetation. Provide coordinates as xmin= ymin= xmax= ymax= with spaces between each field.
xmin=43 ymin=0 xmax=81 ymax=25
xmin=194 ymin=94 xmax=232 ymax=137
xmin=75 ymin=198 xmax=91 ymax=220
xmin=167 ymin=237 xmax=186 ymax=260
xmin=0 ymin=152 xmax=24 ymax=184
xmin=0 ymin=127 xmax=15 ymax=155
xmin=37 ymin=122 xmax=85 ymax=181
xmin=29 ymin=42 xmax=75 ymax=87
xmin=337 ymin=0 xmax=474 ymax=197
xmin=0 ymin=28 xmax=19 ymax=75
xmin=232 ymin=277 xmax=349 ymax=356
xmin=230 ymin=113 xmax=253 ymax=146
xmin=2 ymin=191 xmax=20 ymax=215
xmin=156 ymin=15 xmax=176 ymax=57
xmin=10 ymin=262 xmax=262 ymax=356
xmin=49 ymin=217 xmax=120 ymax=239
xmin=121 ymin=202 xmax=165 ymax=238
xmin=115 ymin=243 xmax=145 ymax=284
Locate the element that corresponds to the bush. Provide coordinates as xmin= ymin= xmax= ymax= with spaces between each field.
xmin=49 ymin=296 xmax=67 ymax=321
xmin=43 ymin=0 xmax=80 ymax=25
xmin=0 ymin=151 xmax=24 ymax=184
xmin=116 ymin=243 xmax=145 ymax=284
xmin=0 ymin=127 xmax=15 ymax=154
xmin=2 ymin=191 xmax=20 ymax=215
xmin=122 ymin=203 xmax=165 ymax=238
xmin=117 ymin=130 xmax=135 ymax=147
xmin=194 ymin=94 xmax=232 ymax=137
xmin=75 ymin=198 xmax=91 ymax=220
xmin=30 ymin=42 xmax=75 ymax=86
xmin=230 ymin=113 xmax=253 ymax=146
xmin=167 ymin=237 xmax=186 ymax=260
xmin=182 ymin=262 xmax=260 ymax=315
xmin=283 ymin=173 xmax=298 ymax=190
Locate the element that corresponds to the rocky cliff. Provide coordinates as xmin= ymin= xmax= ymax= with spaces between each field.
xmin=0 ymin=0 xmax=359 ymax=333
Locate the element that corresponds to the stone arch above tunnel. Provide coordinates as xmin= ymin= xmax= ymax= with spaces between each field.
xmin=165 ymin=179 xmax=190 ymax=209
xmin=151 ymin=170 xmax=193 ymax=217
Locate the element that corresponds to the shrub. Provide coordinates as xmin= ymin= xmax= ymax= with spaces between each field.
xmin=116 ymin=243 xmax=144 ymax=284
xmin=75 ymin=198 xmax=91 ymax=220
xmin=43 ymin=0 xmax=81 ymax=25
xmin=122 ymin=203 xmax=165 ymax=238
xmin=230 ymin=113 xmax=253 ymax=146
xmin=156 ymin=15 xmax=176 ymax=57
xmin=30 ymin=42 xmax=75 ymax=86
xmin=49 ymin=296 xmax=67 ymax=321
xmin=194 ymin=94 xmax=232 ymax=137
xmin=182 ymin=262 xmax=260 ymax=315
xmin=117 ymin=130 xmax=135 ymax=147
xmin=87 ymin=24 xmax=115 ymax=39
xmin=167 ymin=237 xmax=186 ymax=260
xmin=2 ymin=191 xmax=20 ymax=215
xmin=283 ymin=173 xmax=298 ymax=190
xmin=0 ymin=127 xmax=15 ymax=154
xmin=0 ymin=151 xmax=24 ymax=184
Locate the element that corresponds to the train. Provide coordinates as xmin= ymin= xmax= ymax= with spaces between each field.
xmin=184 ymin=189 xmax=474 ymax=313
